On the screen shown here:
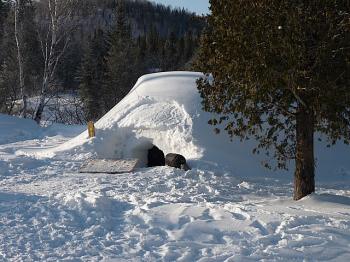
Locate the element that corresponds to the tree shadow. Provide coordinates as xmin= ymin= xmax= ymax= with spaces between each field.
xmin=312 ymin=193 xmax=350 ymax=206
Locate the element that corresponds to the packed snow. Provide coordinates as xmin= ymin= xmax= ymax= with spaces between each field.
xmin=1 ymin=72 xmax=350 ymax=261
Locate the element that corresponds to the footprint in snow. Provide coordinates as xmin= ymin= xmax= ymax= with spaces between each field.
xmin=250 ymin=220 xmax=270 ymax=236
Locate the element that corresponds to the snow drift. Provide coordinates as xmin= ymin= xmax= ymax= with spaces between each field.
xmin=0 ymin=114 xmax=41 ymax=145
xmin=27 ymin=71 xmax=350 ymax=178
xmin=2 ymin=73 xmax=350 ymax=261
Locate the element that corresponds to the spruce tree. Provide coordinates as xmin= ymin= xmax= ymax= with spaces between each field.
xmin=78 ymin=46 xmax=101 ymax=121
xmin=78 ymin=29 xmax=108 ymax=121
xmin=21 ymin=0 xmax=42 ymax=96
xmin=147 ymin=25 xmax=159 ymax=56
xmin=0 ymin=0 xmax=7 ymax=41
xmin=184 ymin=31 xmax=194 ymax=62
xmin=146 ymin=24 xmax=161 ymax=70
xmin=0 ymin=22 xmax=19 ymax=114
xmin=0 ymin=1 xmax=39 ymax=115
xmin=104 ymin=0 xmax=137 ymax=110
xmin=162 ymin=31 xmax=178 ymax=70
xmin=176 ymin=36 xmax=185 ymax=67
xmin=0 ymin=0 xmax=9 ymax=29
xmin=195 ymin=0 xmax=350 ymax=200
xmin=0 ymin=0 xmax=10 ymax=65
xmin=135 ymin=35 xmax=148 ymax=75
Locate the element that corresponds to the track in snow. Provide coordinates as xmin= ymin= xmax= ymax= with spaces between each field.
xmin=1 ymin=134 xmax=350 ymax=261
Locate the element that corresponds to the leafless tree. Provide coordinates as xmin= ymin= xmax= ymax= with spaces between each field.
xmin=34 ymin=0 xmax=78 ymax=124
xmin=14 ymin=0 xmax=27 ymax=118
xmin=49 ymin=94 xmax=86 ymax=125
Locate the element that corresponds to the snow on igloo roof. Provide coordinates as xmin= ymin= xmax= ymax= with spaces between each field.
xmin=26 ymin=71 xmax=350 ymax=178
xmin=65 ymin=71 xmax=263 ymax=173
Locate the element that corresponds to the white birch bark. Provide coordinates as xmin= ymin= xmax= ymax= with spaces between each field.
xmin=34 ymin=0 xmax=76 ymax=124
xmin=14 ymin=0 xmax=27 ymax=118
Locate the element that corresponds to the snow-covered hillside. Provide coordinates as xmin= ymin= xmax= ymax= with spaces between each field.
xmin=1 ymin=72 xmax=350 ymax=261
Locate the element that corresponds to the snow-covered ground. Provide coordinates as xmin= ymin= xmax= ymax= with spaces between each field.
xmin=1 ymin=72 xmax=350 ymax=261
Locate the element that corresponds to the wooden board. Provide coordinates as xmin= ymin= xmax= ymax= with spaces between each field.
xmin=79 ymin=159 xmax=138 ymax=174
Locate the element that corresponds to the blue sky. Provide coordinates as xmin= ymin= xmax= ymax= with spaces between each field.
xmin=151 ymin=0 xmax=210 ymax=15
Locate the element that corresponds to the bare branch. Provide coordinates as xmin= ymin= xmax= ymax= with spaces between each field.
xmin=34 ymin=0 xmax=78 ymax=123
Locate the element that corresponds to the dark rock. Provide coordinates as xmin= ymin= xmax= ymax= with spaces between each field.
xmin=148 ymin=146 xmax=165 ymax=167
xmin=165 ymin=153 xmax=191 ymax=171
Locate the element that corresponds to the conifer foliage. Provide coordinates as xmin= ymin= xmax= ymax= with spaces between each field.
xmin=0 ymin=0 xmax=203 ymax=121
xmin=78 ymin=1 xmax=201 ymax=118
xmin=0 ymin=1 xmax=8 ymax=47
xmin=78 ymin=29 xmax=108 ymax=121
xmin=104 ymin=0 xmax=137 ymax=110
xmin=0 ymin=0 xmax=41 ymax=115
xmin=195 ymin=0 xmax=350 ymax=200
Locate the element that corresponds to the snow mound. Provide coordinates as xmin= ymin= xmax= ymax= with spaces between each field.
xmin=26 ymin=71 xmax=350 ymax=177
xmin=0 ymin=114 xmax=41 ymax=145
xmin=31 ymin=72 xmax=257 ymax=172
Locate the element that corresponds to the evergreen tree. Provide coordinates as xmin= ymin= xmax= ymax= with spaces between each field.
xmin=145 ymin=24 xmax=161 ymax=71
xmin=0 ymin=48 xmax=18 ymax=114
xmin=78 ymin=46 xmax=101 ymax=121
xmin=176 ymin=36 xmax=185 ymax=67
xmin=78 ymin=29 xmax=109 ymax=120
xmin=184 ymin=31 xmax=194 ymax=61
xmin=0 ymin=0 xmax=41 ymax=116
xmin=0 ymin=0 xmax=8 ymax=41
xmin=0 ymin=3 xmax=22 ymax=114
xmin=136 ymin=36 xmax=146 ymax=61
xmin=195 ymin=0 xmax=350 ymax=200
xmin=57 ymin=41 xmax=84 ymax=92
xmin=92 ymin=29 xmax=109 ymax=84
xmin=0 ymin=0 xmax=9 ymax=30
xmin=104 ymin=0 xmax=138 ymax=110
xmin=21 ymin=0 xmax=42 ymax=96
xmin=0 ymin=0 xmax=10 ymax=65
xmin=147 ymin=25 xmax=159 ymax=56
xmin=1 ymin=0 xmax=204 ymax=119
xmin=162 ymin=31 xmax=178 ymax=70
xmin=135 ymin=35 xmax=148 ymax=74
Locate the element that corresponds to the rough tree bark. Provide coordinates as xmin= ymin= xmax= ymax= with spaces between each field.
xmin=294 ymin=105 xmax=315 ymax=200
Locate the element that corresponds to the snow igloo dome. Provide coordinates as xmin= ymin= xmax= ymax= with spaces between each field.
xmin=40 ymin=71 xmax=257 ymax=171
xmin=28 ymin=71 xmax=350 ymax=177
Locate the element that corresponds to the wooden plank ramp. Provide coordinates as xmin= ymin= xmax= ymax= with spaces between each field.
xmin=79 ymin=159 xmax=139 ymax=174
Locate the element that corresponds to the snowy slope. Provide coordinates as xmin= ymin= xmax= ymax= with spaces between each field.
xmin=0 ymin=114 xmax=84 ymax=145
xmin=1 ymin=72 xmax=350 ymax=261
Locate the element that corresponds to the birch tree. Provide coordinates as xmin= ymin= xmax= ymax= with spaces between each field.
xmin=14 ymin=0 xmax=27 ymax=117
xmin=34 ymin=0 xmax=77 ymax=124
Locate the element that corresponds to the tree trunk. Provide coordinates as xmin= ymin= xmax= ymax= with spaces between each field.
xmin=294 ymin=106 xmax=315 ymax=200
xmin=14 ymin=0 xmax=27 ymax=118
xmin=34 ymin=96 xmax=45 ymax=124
xmin=34 ymin=0 xmax=72 ymax=124
xmin=34 ymin=77 xmax=48 ymax=124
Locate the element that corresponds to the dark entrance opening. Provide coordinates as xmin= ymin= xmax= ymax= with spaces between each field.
xmin=147 ymin=145 xmax=165 ymax=167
